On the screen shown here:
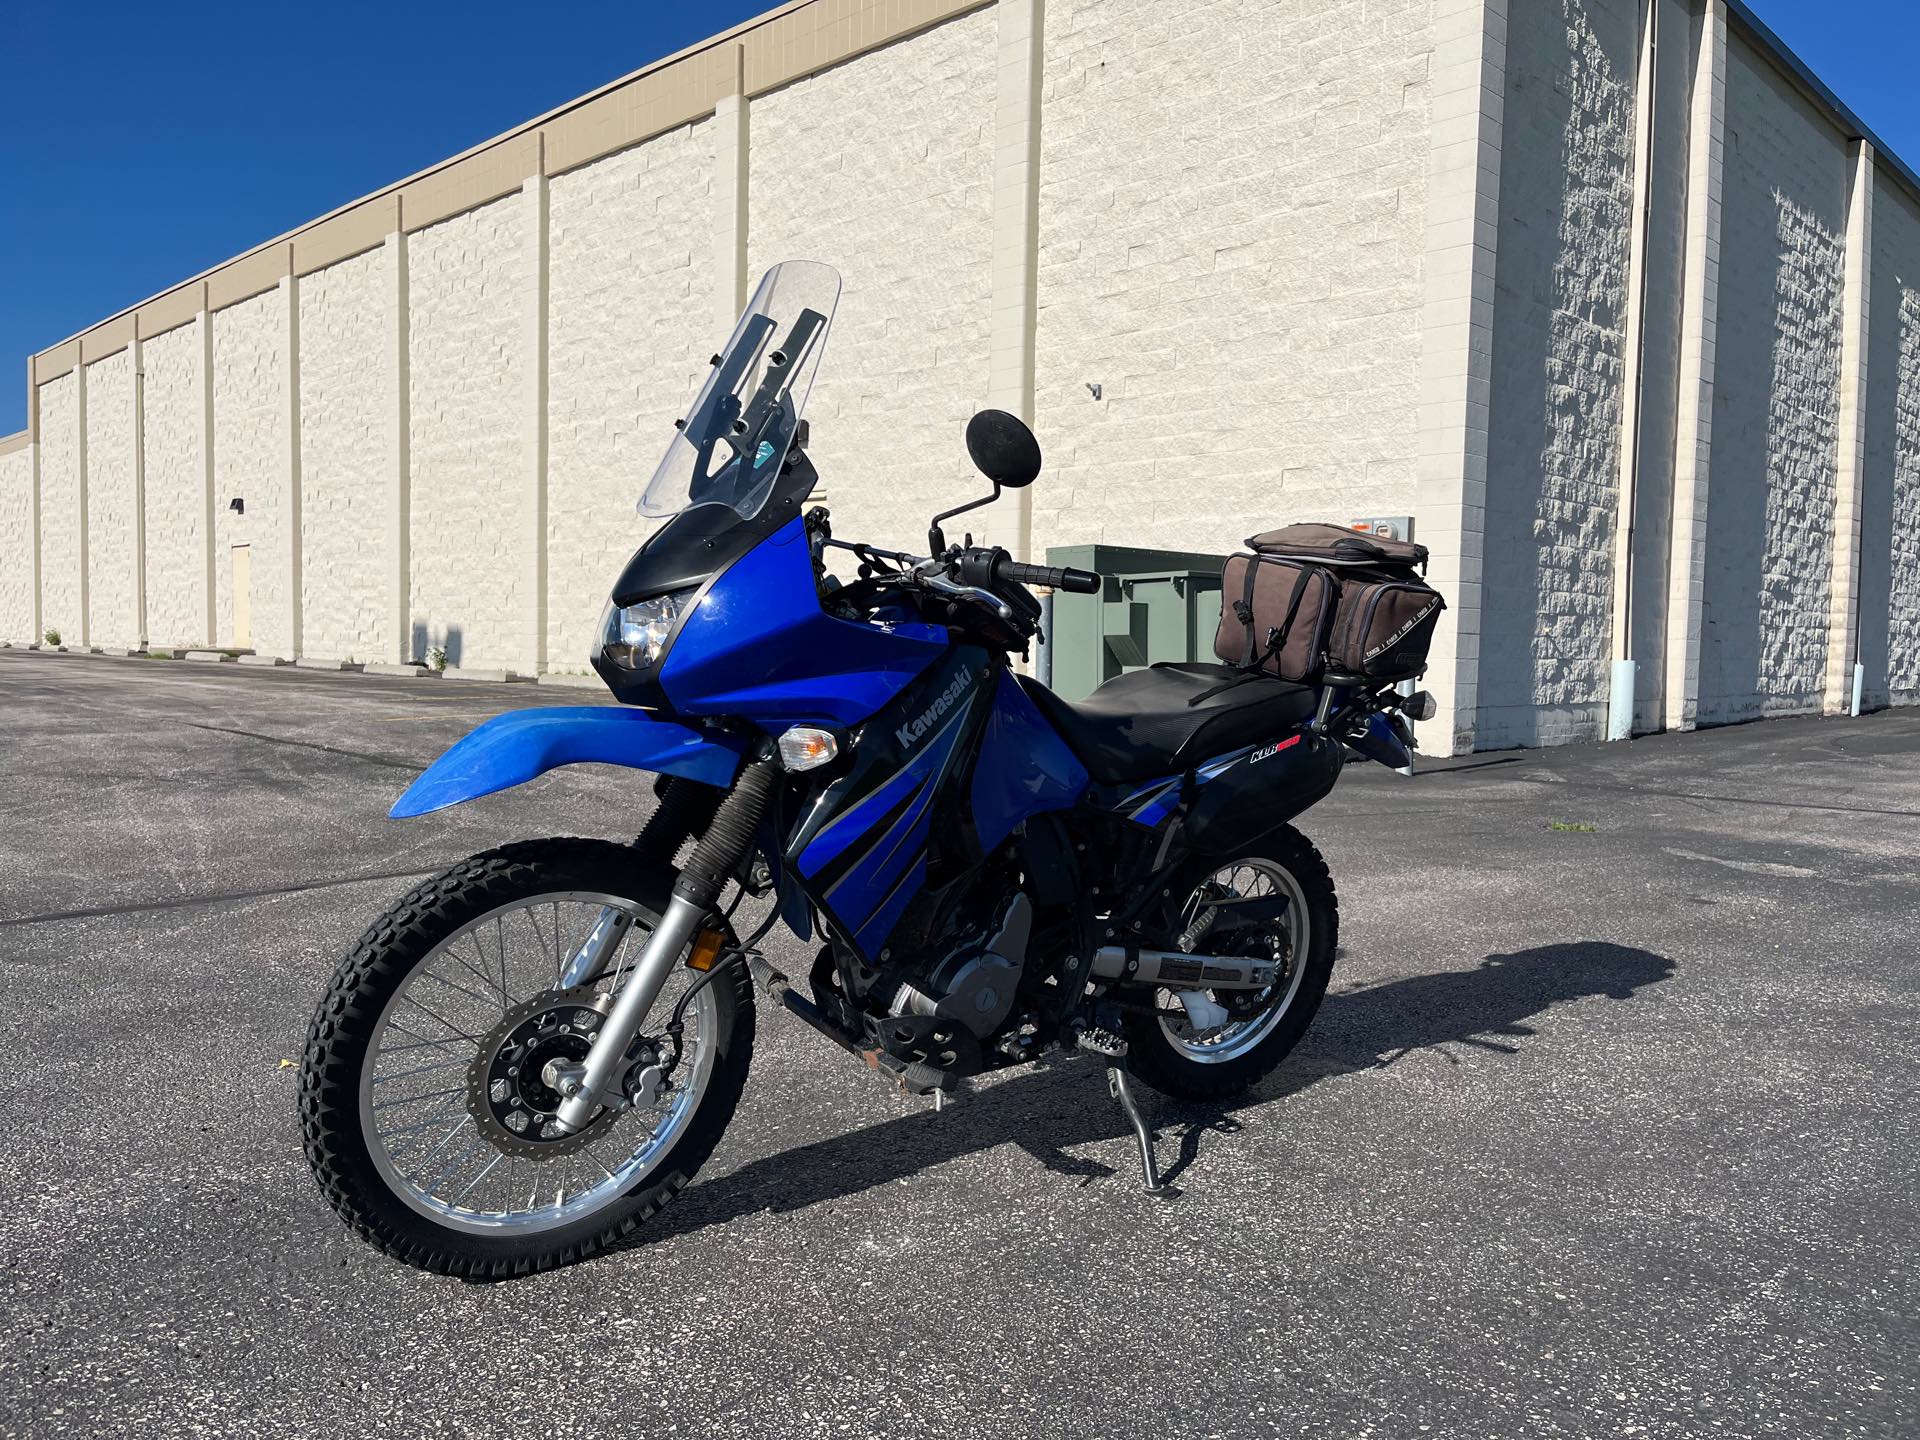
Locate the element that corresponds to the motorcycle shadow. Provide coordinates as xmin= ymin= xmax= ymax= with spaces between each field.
xmin=643 ymin=940 xmax=1674 ymax=1241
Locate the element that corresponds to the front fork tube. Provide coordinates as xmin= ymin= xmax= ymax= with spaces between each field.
xmin=552 ymin=894 xmax=709 ymax=1132
xmin=551 ymin=759 xmax=779 ymax=1135
xmin=559 ymin=907 xmax=632 ymax=989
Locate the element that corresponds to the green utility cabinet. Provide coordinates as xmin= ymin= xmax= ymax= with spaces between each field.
xmin=1040 ymin=545 xmax=1227 ymax=701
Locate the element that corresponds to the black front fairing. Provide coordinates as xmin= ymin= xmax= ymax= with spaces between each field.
xmin=610 ymin=450 xmax=820 ymax=607
xmin=597 ymin=451 xmax=820 ymax=709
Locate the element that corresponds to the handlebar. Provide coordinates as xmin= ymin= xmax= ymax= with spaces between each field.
xmin=993 ymin=555 xmax=1102 ymax=595
xmin=956 ymin=546 xmax=1102 ymax=595
xmin=823 ymin=535 xmax=1102 ymax=642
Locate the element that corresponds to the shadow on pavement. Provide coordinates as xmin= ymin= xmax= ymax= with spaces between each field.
xmin=643 ymin=941 xmax=1675 ymax=1240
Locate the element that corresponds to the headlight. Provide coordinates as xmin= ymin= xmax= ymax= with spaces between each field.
xmin=598 ymin=589 xmax=693 ymax=671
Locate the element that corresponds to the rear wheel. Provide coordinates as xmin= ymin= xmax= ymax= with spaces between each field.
xmin=299 ymin=838 xmax=753 ymax=1277
xmin=1122 ymin=824 xmax=1337 ymax=1101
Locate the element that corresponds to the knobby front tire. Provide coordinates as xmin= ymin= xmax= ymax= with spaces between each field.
xmin=299 ymin=838 xmax=753 ymax=1278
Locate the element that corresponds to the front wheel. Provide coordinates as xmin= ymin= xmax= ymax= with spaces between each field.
xmin=1122 ymin=824 xmax=1338 ymax=1101
xmin=299 ymin=838 xmax=753 ymax=1277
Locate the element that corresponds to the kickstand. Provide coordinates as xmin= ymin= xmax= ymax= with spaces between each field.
xmin=1107 ymin=1062 xmax=1180 ymax=1198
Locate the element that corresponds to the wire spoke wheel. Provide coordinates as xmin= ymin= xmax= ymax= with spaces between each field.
xmin=360 ymin=892 xmax=717 ymax=1235
xmin=1121 ymin=825 xmax=1337 ymax=1101
xmin=1153 ymin=858 xmax=1310 ymax=1064
xmin=301 ymin=839 xmax=755 ymax=1277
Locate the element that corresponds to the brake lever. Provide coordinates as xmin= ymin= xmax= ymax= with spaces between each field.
xmin=917 ymin=567 xmax=1018 ymax=626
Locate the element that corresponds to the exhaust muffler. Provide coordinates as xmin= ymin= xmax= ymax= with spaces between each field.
xmin=1088 ymin=946 xmax=1279 ymax=990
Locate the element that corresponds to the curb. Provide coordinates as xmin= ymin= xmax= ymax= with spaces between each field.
xmin=5 ymin=645 xmax=615 ymax=698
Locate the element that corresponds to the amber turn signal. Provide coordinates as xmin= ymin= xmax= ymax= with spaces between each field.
xmin=686 ymin=927 xmax=726 ymax=972
xmin=777 ymin=725 xmax=839 ymax=771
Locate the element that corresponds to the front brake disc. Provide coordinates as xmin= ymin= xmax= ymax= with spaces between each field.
xmin=465 ymin=988 xmax=623 ymax=1158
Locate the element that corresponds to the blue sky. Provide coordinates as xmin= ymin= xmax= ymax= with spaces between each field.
xmin=2 ymin=1 xmax=1914 ymax=435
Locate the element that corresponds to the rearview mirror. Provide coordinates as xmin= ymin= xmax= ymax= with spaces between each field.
xmin=965 ymin=410 xmax=1041 ymax=488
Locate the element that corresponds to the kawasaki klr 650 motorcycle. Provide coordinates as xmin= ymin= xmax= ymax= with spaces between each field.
xmin=301 ymin=261 xmax=1439 ymax=1276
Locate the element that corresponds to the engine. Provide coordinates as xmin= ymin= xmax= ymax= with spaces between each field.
xmin=874 ymin=892 xmax=1033 ymax=1040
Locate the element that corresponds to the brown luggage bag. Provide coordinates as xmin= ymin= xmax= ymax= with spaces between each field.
xmin=1212 ymin=524 xmax=1445 ymax=683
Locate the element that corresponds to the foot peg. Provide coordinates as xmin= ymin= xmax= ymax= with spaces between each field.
xmin=1106 ymin=1063 xmax=1179 ymax=1199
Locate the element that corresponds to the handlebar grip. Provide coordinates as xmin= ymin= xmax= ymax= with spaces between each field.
xmin=990 ymin=554 xmax=1103 ymax=595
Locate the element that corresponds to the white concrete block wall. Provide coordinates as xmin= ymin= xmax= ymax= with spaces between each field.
xmin=1698 ymin=37 xmax=1847 ymax=723
xmin=36 ymin=374 xmax=81 ymax=644
xmin=547 ymin=121 xmax=715 ymax=671
xmin=747 ymin=8 xmax=997 ymax=555
xmin=0 ymin=447 xmax=31 ymax=640
xmin=10 ymin=1 xmax=1920 ymax=752
xmin=141 ymin=320 xmax=206 ymax=647
xmin=1864 ymin=172 xmax=1920 ymax=703
xmin=213 ymin=290 xmax=292 ymax=654
xmin=300 ymin=248 xmax=395 ymax=663
xmin=84 ymin=350 xmax=139 ymax=649
xmin=1032 ymin=0 xmax=1433 ymax=561
xmin=1476 ymin=0 xmax=1637 ymax=749
xmin=408 ymin=194 xmax=533 ymax=671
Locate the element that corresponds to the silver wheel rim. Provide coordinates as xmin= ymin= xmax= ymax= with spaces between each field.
xmin=1155 ymin=857 xmax=1310 ymax=1064
xmin=357 ymin=892 xmax=719 ymax=1236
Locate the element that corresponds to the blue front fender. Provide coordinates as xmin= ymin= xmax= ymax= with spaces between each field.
xmin=390 ymin=706 xmax=748 ymax=819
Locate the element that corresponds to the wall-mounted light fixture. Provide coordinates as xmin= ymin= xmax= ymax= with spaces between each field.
xmin=228 ymin=497 xmax=244 ymax=515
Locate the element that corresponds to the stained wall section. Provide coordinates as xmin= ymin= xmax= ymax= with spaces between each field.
xmin=300 ymin=247 xmax=396 ymax=663
xmin=1697 ymin=36 xmax=1848 ymax=723
xmin=407 ymin=196 xmax=532 ymax=672
xmin=747 ymin=7 xmax=997 ymax=554
xmin=141 ymin=320 xmax=207 ymax=647
xmin=547 ymin=121 xmax=717 ymax=671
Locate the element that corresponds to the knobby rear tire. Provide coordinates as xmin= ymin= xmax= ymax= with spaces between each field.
xmin=1122 ymin=824 xmax=1339 ymax=1102
xmin=299 ymin=837 xmax=753 ymax=1279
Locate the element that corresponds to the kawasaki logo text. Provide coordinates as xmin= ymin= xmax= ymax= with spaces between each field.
xmin=896 ymin=668 xmax=973 ymax=747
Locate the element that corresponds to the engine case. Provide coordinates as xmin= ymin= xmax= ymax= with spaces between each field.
xmin=885 ymin=893 xmax=1032 ymax=1038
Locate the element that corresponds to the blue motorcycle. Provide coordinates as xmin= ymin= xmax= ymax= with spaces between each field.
xmin=301 ymin=262 xmax=1435 ymax=1276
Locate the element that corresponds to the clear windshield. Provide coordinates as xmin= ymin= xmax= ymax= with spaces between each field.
xmin=638 ymin=260 xmax=841 ymax=520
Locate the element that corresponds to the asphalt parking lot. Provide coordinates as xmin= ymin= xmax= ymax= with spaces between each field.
xmin=1 ymin=648 xmax=1915 ymax=1439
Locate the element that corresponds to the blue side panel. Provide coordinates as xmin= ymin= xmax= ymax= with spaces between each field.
xmin=390 ymin=707 xmax=747 ymax=819
xmin=660 ymin=519 xmax=948 ymax=730
xmin=855 ymin=858 xmax=926 ymax=955
xmin=796 ymin=761 xmax=924 ymax=877
xmin=969 ymin=671 xmax=1088 ymax=854
xmin=1097 ymin=741 xmax=1269 ymax=830
xmin=797 ymin=699 xmax=972 ymax=957
xmin=1124 ymin=779 xmax=1182 ymax=830
xmin=838 ymin=780 xmax=940 ymax=952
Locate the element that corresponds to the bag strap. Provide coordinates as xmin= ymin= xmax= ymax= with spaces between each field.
xmin=1236 ymin=557 xmax=1260 ymax=667
xmin=1191 ymin=563 xmax=1315 ymax=706
xmin=1268 ymin=565 xmax=1313 ymax=660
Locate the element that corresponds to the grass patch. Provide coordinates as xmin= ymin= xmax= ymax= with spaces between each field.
xmin=1548 ymin=820 xmax=1597 ymax=833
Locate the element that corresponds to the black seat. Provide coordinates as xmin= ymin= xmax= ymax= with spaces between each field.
xmin=1018 ymin=662 xmax=1318 ymax=786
